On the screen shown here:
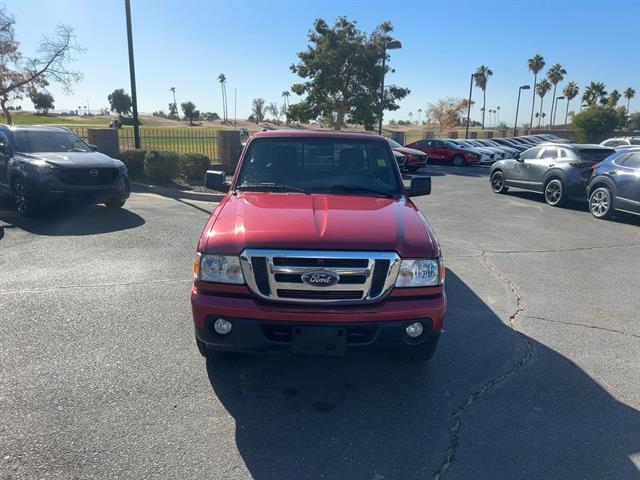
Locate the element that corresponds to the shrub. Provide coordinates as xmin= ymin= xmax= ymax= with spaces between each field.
xmin=144 ymin=150 xmax=179 ymax=182
xmin=118 ymin=149 xmax=146 ymax=178
xmin=571 ymin=105 xmax=619 ymax=143
xmin=178 ymin=153 xmax=210 ymax=180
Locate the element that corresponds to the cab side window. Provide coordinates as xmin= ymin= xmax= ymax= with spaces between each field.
xmin=539 ymin=148 xmax=558 ymax=159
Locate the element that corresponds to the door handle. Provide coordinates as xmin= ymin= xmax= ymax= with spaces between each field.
xmin=609 ymin=170 xmax=617 ymax=175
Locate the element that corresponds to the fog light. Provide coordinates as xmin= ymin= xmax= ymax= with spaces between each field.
xmin=213 ymin=318 xmax=232 ymax=335
xmin=405 ymin=322 xmax=424 ymax=338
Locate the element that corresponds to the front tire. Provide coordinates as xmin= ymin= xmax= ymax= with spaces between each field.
xmin=105 ymin=198 xmax=126 ymax=209
xmin=490 ymin=170 xmax=509 ymax=194
xmin=452 ymin=155 xmax=465 ymax=167
xmin=589 ymin=187 xmax=614 ymax=219
xmin=12 ymin=177 xmax=40 ymax=217
xmin=544 ymin=178 xmax=566 ymax=207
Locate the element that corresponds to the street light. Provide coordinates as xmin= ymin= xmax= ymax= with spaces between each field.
xmin=552 ymin=95 xmax=564 ymax=127
xmin=513 ymin=85 xmax=530 ymax=136
xmin=378 ymin=39 xmax=402 ymax=135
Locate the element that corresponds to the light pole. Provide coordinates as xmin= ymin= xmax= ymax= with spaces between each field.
xmin=552 ymin=95 xmax=564 ymax=127
xmin=378 ymin=39 xmax=402 ymax=135
xmin=124 ymin=0 xmax=140 ymax=149
xmin=513 ymin=84 xmax=530 ymax=136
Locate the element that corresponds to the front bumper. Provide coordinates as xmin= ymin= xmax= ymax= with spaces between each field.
xmin=34 ymin=174 xmax=130 ymax=203
xmin=191 ymin=285 xmax=446 ymax=355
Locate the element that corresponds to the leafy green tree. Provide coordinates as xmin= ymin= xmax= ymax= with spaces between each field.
xmin=607 ymin=89 xmax=621 ymax=108
xmin=546 ymin=63 xmax=566 ymax=125
xmin=562 ymin=81 xmax=579 ymax=125
xmin=251 ymin=97 xmax=265 ymax=123
xmin=108 ymin=89 xmax=132 ymax=116
xmin=535 ymin=78 xmax=551 ymax=127
xmin=527 ymin=54 xmax=545 ymax=128
xmin=582 ymin=82 xmax=607 ymax=107
xmin=571 ymin=105 xmax=618 ymax=143
xmin=289 ymin=17 xmax=409 ymax=130
xmin=627 ymin=112 xmax=640 ymax=130
xmin=180 ymin=101 xmax=199 ymax=125
xmin=29 ymin=91 xmax=54 ymax=114
xmin=168 ymin=102 xmax=178 ymax=118
xmin=474 ymin=65 xmax=493 ymax=129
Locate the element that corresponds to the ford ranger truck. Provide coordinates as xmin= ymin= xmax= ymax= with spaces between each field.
xmin=191 ymin=130 xmax=446 ymax=362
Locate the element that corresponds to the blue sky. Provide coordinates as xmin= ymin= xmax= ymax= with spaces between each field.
xmin=7 ymin=0 xmax=640 ymax=125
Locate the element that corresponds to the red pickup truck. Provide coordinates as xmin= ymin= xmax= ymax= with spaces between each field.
xmin=191 ymin=130 xmax=447 ymax=362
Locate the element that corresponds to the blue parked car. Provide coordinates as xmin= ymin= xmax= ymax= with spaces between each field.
xmin=587 ymin=147 xmax=640 ymax=219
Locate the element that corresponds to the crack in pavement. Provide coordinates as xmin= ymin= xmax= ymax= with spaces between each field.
xmin=0 ymin=277 xmax=192 ymax=295
xmin=524 ymin=315 xmax=640 ymax=340
xmin=443 ymin=242 xmax=640 ymax=257
xmin=433 ymin=252 xmax=534 ymax=480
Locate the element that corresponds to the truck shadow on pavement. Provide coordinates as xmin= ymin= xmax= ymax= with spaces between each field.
xmin=206 ymin=271 xmax=640 ymax=479
xmin=0 ymin=203 xmax=145 ymax=237
xmin=409 ymin=164 xmax=491 ymax=179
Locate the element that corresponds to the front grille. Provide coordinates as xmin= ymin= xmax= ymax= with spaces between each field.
xmin=240 ymin=249 xmax=401 ymax=304
xmin=55 ymin=168 xmax=119 ymax=185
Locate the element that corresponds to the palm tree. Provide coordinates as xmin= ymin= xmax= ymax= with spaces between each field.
xmin=527 ymin=54 xmax=546 ymax=128
xmin=582 ymin=82 xmax=607 ymax=107
xmin=608 ymin=89 xmax=621 ymax=108
xmin=217 ymin=73 xmax=227 ymax=122
xmin=624 ymin=87 xmax=636 ymax=126
xmin=417 ymin=108 xmax=423 ymax=124
xmin=562 ymin=81 xmax=579 ymax=125
xmin=408 ymin=111 xmax=414 ymax=124
xmin=169 ymin=87 xmax=178 ymax=120
xmin=546 ymin=63 xmax=567 ymax=126
xmin=474 ymin=65 xmax=493 ymax=129
xmin=536 ymin=78 xmax=551 ymax=127
xmin=281 ymin=91 xmax=290 ymax=110
xmin=624 ymin=87 xmax=636 ymax=113
xmin=496 ymin=105 xmax=500 ymax=125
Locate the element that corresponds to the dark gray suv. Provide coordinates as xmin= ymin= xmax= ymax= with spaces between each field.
xmin=489 ymin=143 xmax=615 ymax=206
xmin=0 ymin=125 xmax=129 ymax=216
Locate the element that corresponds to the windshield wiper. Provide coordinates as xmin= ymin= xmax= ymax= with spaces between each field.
xmin=236 ymin=183 xmax=309 ymax=194
xmin=313 ymin=185 xmax=395 ymax=198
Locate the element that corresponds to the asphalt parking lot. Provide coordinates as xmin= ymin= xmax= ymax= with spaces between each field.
xmin=1 ymin=165 xmax=639 ymax=479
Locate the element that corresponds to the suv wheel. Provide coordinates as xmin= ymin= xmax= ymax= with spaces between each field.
xmin=13 ymin=177 xmax=39 ymax=217
xmin=105 ymin=198 xmax=126 ymax=209
xmin=490 ymin=170 xmax=509 ymax=194
xmin=452 ymin=155 xmax=465 ymax=167
xmin=544 ymin=178 xmax=566 ymax=206
xmin=589 ymin=187 xmax=614 ymax=219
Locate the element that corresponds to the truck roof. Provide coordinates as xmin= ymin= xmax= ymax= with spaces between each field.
xmin=251 ymin=129 xmax=385 ymax=141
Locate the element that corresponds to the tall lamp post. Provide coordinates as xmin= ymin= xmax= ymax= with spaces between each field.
xmin=124 ymin=0 xmax=140 ymax=149
xmin=513 ymin=84 xmax=530 ymax=136
xmin=378 ymin=39 xmax=402 ymax=135
xmin=552 ymin=95 xmax=564 ymax=127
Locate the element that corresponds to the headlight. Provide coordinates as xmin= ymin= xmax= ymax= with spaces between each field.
xmin=31 ymin=160 xmax=54 ymax=173
xmin=193 ymin=253 xmax=244 ymax=284
xmin=395 ymin=258 xmax=444 ymax=287
xmin=118 ymin=164 xmax=128 ymax=174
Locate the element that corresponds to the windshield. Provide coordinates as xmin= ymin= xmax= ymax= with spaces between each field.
xmin=578 ymin=149 xmax=616 ymax=163
xmin=236 ymin=138 xmax=401 ymax=197
xmin=15 ymin=130 xmax=91 ymax=153
xmin=444 ymin=140 xmax=461 ymax=148
xmin=387 ymin=138 xmax=403 ymax=148
xmin=630 ymin=138 xmax=640 ymax=145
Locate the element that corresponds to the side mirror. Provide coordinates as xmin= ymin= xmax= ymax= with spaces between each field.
xmin=514 ymin=152 xmax=522 ymax=161
xmin=408 ymin=176 xmax=431 ymax=197
xmin=205 ymin=170 xmax=230 ymax=192
xmin=0 ymin=143 xmax=12 ymax=157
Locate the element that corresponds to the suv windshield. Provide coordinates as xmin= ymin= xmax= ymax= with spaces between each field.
xmin=15 ymin=130 xmax=91 ymax=153
xmin=236 ymin=137 xmax=401 ymax=197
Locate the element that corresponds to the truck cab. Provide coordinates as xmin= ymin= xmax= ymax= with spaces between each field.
xmin=191 ymin=130 xmax=446 ymax=362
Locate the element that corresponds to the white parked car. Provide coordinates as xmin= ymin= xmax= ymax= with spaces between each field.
xmin=600 ymin=137 xmax=640 ymax=148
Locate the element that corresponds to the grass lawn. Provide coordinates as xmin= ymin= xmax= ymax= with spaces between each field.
xmin=10 ymin=112 xmax=110 ymax=126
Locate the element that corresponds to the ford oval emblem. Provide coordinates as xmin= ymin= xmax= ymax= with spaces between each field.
xmin=301 ymin=270 xmax=340 ymax=287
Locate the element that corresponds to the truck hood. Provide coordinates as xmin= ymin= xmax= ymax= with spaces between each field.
xmin=200 ymin=192 xmax=439 ymax=258
xmin=20 ymin=151 xmax=122 ymax=168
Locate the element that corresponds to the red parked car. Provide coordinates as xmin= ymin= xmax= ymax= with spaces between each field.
xmin=387 ymin=138 xmax=428 ymax=172
xmin=405 ymin=139 xmax=480 ymax=166
xmin=191 ymin=130 xmax=447 ymax=362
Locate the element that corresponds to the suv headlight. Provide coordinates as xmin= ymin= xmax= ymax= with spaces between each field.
xmin=118 ymin=164 xmax=128 ymax=174
xmin=32 ymin=160 xmax=54 ymax=173
xmin=193 ymin=253 xmax=244 ymax=284
xmin=395 ymin=258 xmax=444 ymax=287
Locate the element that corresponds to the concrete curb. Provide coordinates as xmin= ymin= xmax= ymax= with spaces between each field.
xmin=131 ymin=182 xmax=224 ymax=203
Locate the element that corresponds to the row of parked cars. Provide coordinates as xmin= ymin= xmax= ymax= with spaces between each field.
xmin=489 ymin=139 xmax=639 ymax=220
xmin=389 ymin=134 xmax=567 ymax=167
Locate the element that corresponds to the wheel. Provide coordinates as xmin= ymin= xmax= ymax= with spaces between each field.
xmin=105 ymin=198 xmax=126 ymax=209
xmin=544 ymin=178 xmax=566 ymax=207
xmin=589 ymin=187 xmax=614 ymax=219
xmin=490 ymin=170 xmax=509 ymax=194
xmin=12 ymin=177 xmax=40 ymax=217
xmin=452 ymin=155 xmax=465 ymax=167
xmin=195 ymin=336 xmax=225 ymax=360
xmin=399 ymin=335 xmax=440 ymax=363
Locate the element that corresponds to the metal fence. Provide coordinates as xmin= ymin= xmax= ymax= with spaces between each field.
xmin=71 ymin=127 xmax=220 ymax=160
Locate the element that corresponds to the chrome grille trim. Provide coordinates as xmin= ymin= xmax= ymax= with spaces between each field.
xmin=239 ymin=249 xmax=401 ymax=304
